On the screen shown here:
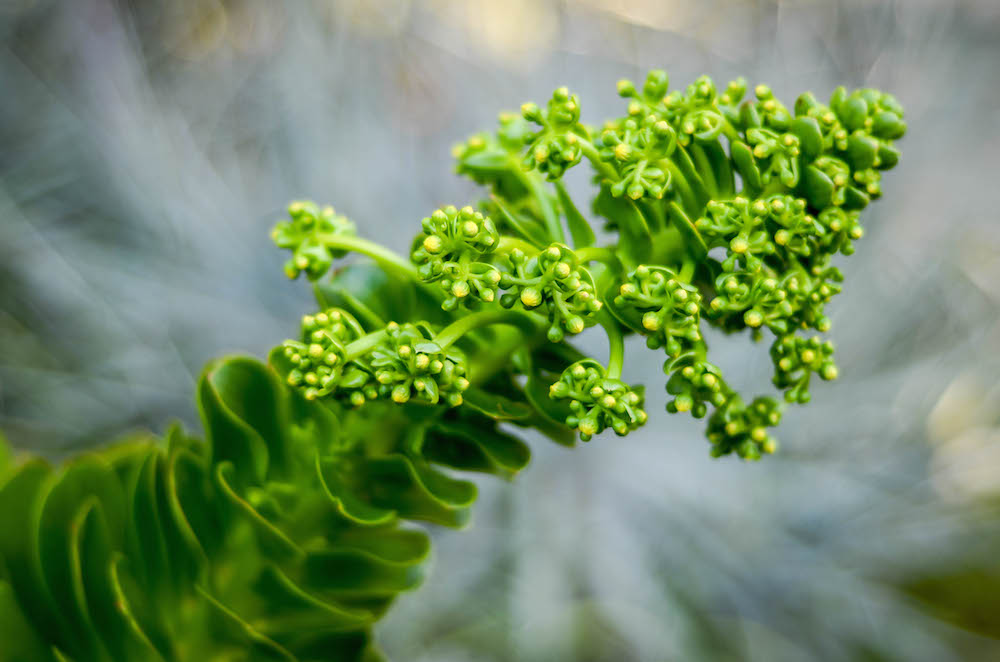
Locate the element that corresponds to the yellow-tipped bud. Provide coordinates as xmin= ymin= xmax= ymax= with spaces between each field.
xmin=578 ymin=418 xmax=599 ymax=437
xmin=520 ymin=288 xmax=542 ymax=307
xmin=423 ymin=235 xmax=443 ymax=253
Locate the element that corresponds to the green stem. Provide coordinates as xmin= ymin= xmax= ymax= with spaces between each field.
xmin=715 ymin=113 xmax=742 ymax=144
xmin=574 ymin=246 xmax=620 ymax=269
xmin=576 ymin=137 xmax=622 ymax=182
xmin=434 ymin=309 xmax=538 ymax=350
xmin=343 ymin=329 xmax=389 ymax=361
xmin=498 ymin=236 xmax=540 ymax=255
xmin=510 ymin=162 xmax=564 ymax=244
xmin=598 ymin=312 xmax=625 ymax=379
xmin=662 ymin=160 xmax=700 ymax=216
xmin=672 ymin=145 xmax=712 ymax=212
xmin=679 ymin=259 xmax=696 ymax=283
xmin=316 ymin=234 xmax=419 ymax=279
xmin=688 ymin=144 xmax=719 ymax=199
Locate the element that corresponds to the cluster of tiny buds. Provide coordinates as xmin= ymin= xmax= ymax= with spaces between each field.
xmin=371 ymin=322 xmax=470 ymax=407
xmin=282 ymin=310 xmax=358 ymax=400
xmin=271 ymin=200 xmax=356 ymax=281
xmin=614 ymin=265 xmax=701 ymax=354
xmin=549 ymin=361 xmax=647 ymax=441
xmin=520 ymin=86 xmax=579 ymax=126
xmin=519 ymin=87 xmax=586 ymax=178
xmin=412 ymin=206 xmax=502 ymax=309
xmin=771 ymin=334 xmax=838 ymax=404
xmin=666 ymin=362 xmax=728 ymax=419
xmin=284 ymin=343 xmax=342 ymax=400
xmin=499 ymin=244 xmax=601 ymax=342
xmin=707 ymin=397 xmax=783 ymax=459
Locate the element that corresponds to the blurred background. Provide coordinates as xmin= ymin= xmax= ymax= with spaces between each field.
xmin=2 ymin=0 xmax=999 ymax=659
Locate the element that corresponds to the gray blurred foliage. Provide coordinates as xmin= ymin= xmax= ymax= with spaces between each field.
xmin=2 ymin=0 xmax=1000 ymax=660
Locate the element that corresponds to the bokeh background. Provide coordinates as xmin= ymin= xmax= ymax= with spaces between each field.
xmin=2 ymin=0 xmax=999 ymax=659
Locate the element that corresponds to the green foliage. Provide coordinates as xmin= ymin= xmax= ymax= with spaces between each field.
xmin=0 ymin=70 xmax=905 ymax=660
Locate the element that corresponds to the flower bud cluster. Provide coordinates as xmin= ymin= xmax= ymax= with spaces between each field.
xmin=697 ymin=196 xmax=846 ymax=337
xmin=498 ymin=244 xmax=602 ymax=342
xmin=770 ymin=334 xmax=838 ymax=404
xmin=368 ymin=323 xmax=470 ymax=407
xmin=520 ymin=87 xmax=588 ymax=179
xmin=272 ymin=201 xmax=356 ymax=281
xmin=696 ymin=197 xmax=775 ymax=269
xmin=281 ymin=313 xmax=469 ymax=408
xmin=745 ymin=127 xmax=801 ymax=188
xmin=729 ymin=84 xmax=793 ymax=133
xmin=272 ymin=71 xmax=905 ymax=457
xmin=781 ymin=263 xmax=843 ymax=333
xmin=411 ymin=205 xmax=502 ymax=310
xmin=615 ymin=69 xmax=671 ymax=117
xmin=615 ymin=73 xmax=730 ymax=146
xmin=598 ymin=116 xmax=678 ymax=199
xmin=548 ymin=360 xmax=647 ymax=441
xmin=794 ymin=86 xmax=904 ymax=211
xmin=452 ymin=112 xmax=534 ymax=197
xmin=816 ymin=206 xmax=864 ymax=256
xmin=613 ymin=265 xmax=701 ymax=356
xmin=670 ymin=75 xmax=730 ymax=146
xmin=706 ymin=396 xmax=783 ymax=460
xmin=664 ymin=357 xmax=731 ymax=419
xmin=282 ymin=308 xmax=364 ymax=401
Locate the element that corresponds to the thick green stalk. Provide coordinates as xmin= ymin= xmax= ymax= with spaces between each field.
xmin=434 ymin=309 xmax=537 ymax=350
xmin=316 ymin=233 xmax=419 ymax=279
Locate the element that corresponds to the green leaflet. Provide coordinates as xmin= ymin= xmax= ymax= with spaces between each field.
xmin=0 ymin=359 xmax=428 ymax=661
xmin=423 ymin=420 xmax=531 ymax=476
xmin=0 ymin=356 xmax=553 ymax=661
xmin=0 ymin=433 xmax=12 ymax=486
xmin=665 ymin=201 xmax=708 ymax=261
xmin=461 ymin=385 xmax=534 ymax=421
xmin=0 ymin=580 xmax=60 ymax=662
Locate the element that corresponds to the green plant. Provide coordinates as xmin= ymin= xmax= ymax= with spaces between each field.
xmin=0 ymin=71 xmax=904 ymax=661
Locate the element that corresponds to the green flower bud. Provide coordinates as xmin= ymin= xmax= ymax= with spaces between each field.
xmin=549 ymin=360 xmax=646 ymax=441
